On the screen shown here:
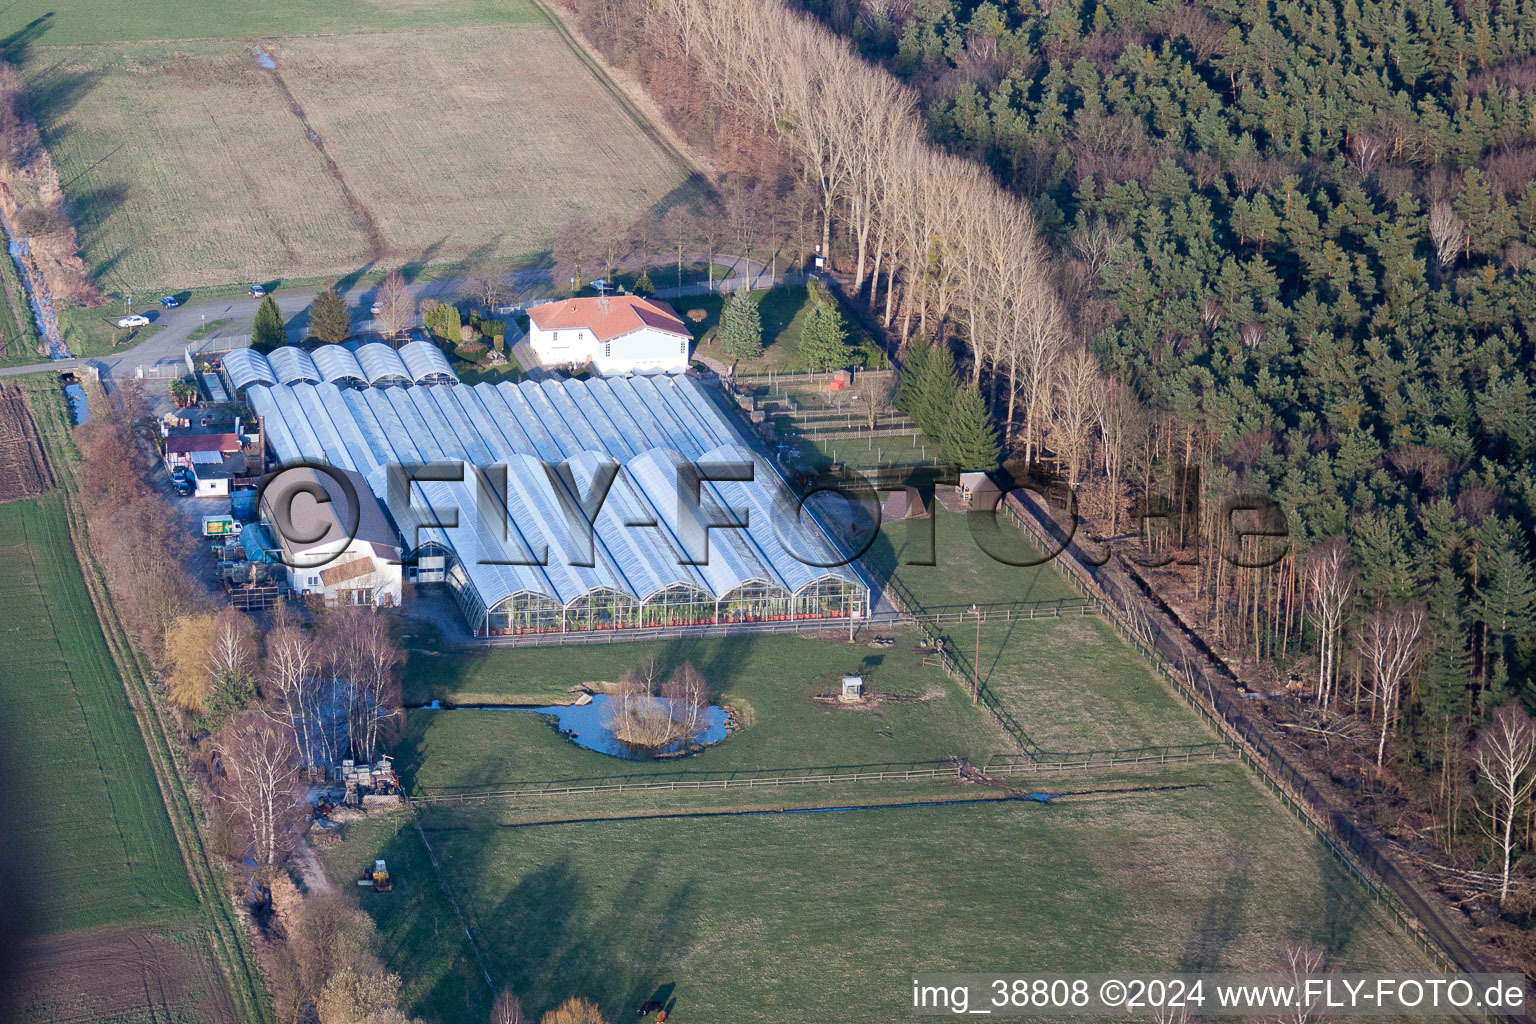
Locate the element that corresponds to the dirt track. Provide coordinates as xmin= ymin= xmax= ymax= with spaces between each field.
xmin=10 ymin=924 xmax=240 ymax=1024
xmin=0 ymin=383 xmax=51 ymax=501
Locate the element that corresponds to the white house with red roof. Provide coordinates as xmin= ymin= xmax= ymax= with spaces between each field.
xmin=525 ymin=295 xmax=691 ymax=375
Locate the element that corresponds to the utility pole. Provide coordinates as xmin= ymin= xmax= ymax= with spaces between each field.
xmin=970 ymin=604 xmax=981 ymax=704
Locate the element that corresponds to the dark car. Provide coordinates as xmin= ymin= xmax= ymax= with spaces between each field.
xmin=160 ymin=295 xmax=180 ymax=308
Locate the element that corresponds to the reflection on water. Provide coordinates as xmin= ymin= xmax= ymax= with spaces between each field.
xmin=533 ymin=694 xmax=729 ymax=758
xmin=421 ymin=694 xmax=730 ymax=759
xmin=63 ymin=383 xmax=87 ymax=423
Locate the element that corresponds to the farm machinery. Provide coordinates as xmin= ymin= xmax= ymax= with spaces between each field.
xmin=358 ymin=859 xmax=392 ymax=893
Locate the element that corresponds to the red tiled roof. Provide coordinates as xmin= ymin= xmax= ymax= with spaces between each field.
xmin=165 ymin=432 xmax=240 ymax=454
xmin=527 ymin=295 xmax=689 ymax=343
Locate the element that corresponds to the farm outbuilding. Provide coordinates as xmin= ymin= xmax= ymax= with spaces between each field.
xmin=245 ymin=374 xmax=869 ymax=637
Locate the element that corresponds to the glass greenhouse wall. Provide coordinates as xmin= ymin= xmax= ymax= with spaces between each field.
xmin=465 ymin=573 xmax=866 ymax=637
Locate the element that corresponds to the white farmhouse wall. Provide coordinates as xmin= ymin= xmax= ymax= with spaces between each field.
xmin=592 ymin=327 xmax=690 ymax=375
xmin=284 ymin=536 xmax=403 ymax=608
xmin=529 ymin=324 xmax=596 ymax=366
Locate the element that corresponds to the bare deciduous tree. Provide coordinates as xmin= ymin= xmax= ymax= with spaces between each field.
xmin=376 ymin=270 xmax=415 ymax=338
xmin=265 ymin=618 xmax=319 ymax=769
xmin=1047 ymin=346 xmax=1101 ymax=489
xmin=1276 ymin=942 xmax=1328 ymax=1024
xmin=216 ymin=710 xmax=306 ymax=875
xmin=1069 ymin=216 xmax=1126 ymax=278
xmin=1304 ymin=538 xmax=1355 ymax=709
xmin=1428 ymin=201 xmax=1466 ymax=270
xmin=1348 ymin=130 xmax=1384 ymax=176
xmin=1476 ymin=703 xmax=1536 ymax=906
xmin=1360 ymin=604 xmax=1427 ymax=767
xmin=492 ymin=989 xmax=528 ymax=1024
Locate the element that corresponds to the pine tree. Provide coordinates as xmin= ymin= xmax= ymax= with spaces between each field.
xmin=1477 ymin=517 xmax=1536 ymax=683
xmin=718 ymin=289 xmax=763 ymax=360
xmin=910 ymin=339 xmax=959 ymax=441
xmin=896 ymin=333 xmax=933 ymax=420
xmin=942 ymin=383 xmax=1001 ymax=470
xmin=634 ymin=269 xmax=655 ymax=296
xmin=797 ymin=297 xmax=852 ymax=371
xmin=250 ymin=294 xmax=286 ymax=351
xmin=308 ymin=289 xmax=350 ymax=345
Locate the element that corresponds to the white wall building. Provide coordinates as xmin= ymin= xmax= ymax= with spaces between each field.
xmin=526 ymin=295 xmax=691 ymax=375
xmin=259 ymin=466 xmax=403 ymax=607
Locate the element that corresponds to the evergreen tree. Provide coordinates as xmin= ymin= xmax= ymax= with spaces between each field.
xmin=942 ymin=383 xmax=1001 ymax=470
xmin=202 ymin=665 xmax=257 ymax=735
xmin=250 ymin=294 xmax=286 ymax=351
xmin=1476 ymin=517 xmax=1536 ymax=682
xmin=910 ymin=339 xmax=959 ymax=441
xmin=797 ymin=297 xmax=853 ymax=371
xmin=440 ymin=304 xmax=463 ymax=346
xmin=308 ymin=289 xmax=350 ymax=345
xmin=896 ymin=333 xmax=933 ymax=420
xmin=633 ymin=269 xmax=655 ymax=296
xmin=718 ymin=289 xmax=763 ymax=360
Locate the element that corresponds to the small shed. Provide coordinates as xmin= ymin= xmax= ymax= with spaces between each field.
xmin=840 ymin=674 xmax=864 ymax=702
xmin=956 ymin=471 xmax=1002 ymax=511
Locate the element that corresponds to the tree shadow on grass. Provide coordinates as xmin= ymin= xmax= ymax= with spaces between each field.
xmin=475 ymin=847 xmax=698 ymax=1020
xmin=0 ymin=12 xmax=53 ymax=66
xmin=1177 ymin=844 xmax=1251 ymax=972
xmin=1308 ymin=840 xmax=1366 ymax=957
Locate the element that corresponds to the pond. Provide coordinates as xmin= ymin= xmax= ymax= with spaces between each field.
xmin=63 ymin=382 xmax=88 ymax=423
xmin=421 ymin=694 xmax=730 ymax=759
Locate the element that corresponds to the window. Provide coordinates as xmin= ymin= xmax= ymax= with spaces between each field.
xmin=679 ymin=340 xmax=686 ymax=354
xmin=604 ymin=343 xmax=611 ymax=358
xmin=308 ymin=575 xmax=319 ymax=586
xmin=552 ymin=331 xmax=559 ymax=341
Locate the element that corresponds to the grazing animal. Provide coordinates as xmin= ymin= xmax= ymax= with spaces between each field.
xmin=636 ymin=1001 xmax=662 ymax=1017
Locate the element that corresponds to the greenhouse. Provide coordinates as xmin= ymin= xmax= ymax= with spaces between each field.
xmin=268 ymin=346 xmax=321 ymax=385
xmin=247 ymin=375 xmax=870 ymax=637
xmin=400 ymin=340 xmax=458 ymax=385
xmin=355 ymin=343 xmax=413 ymax=387
xmin=311 ymin=345 xmax=368 ymax=386
xmin=221 ymin=343 xmax=459 ymax=395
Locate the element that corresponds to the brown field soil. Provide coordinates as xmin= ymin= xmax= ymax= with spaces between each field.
xmin=0 ymin=383 xmax=53 ymax=501
xmin=10 ymin=924 xmax=239 ymax=1024
xmin=22 ymin=25 xmax=699 ymax=293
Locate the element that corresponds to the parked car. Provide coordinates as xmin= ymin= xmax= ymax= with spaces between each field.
xmin=174 ymin=480 xmax=192 ymax=496
xmin=160 ymin=295 xmax=179 ymax=308
xmin=370 ymin=300 xmax=383 ymax=316
xmin=590 ymin=278 xmax=610 ymax=292
xmin=117 ymin=314 xmax=150 ymax=328
xmin=249 ymin=285 xmax=266 ymax=297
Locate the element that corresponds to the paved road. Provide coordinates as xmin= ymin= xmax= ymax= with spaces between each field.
xmin=0 ymin=254 xmax=772 ymax=387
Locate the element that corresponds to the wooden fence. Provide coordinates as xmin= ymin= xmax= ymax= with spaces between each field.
xmin=410 ymin=746 xmax=1232 ymax=806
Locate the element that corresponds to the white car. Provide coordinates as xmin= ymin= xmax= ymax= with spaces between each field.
xmin=117 ymin=314 xmax=150 ymax=328
xmin=249 ymin=285 xmax=266 ymax=297
xmin=370 ymin=300 xmax=383 ymax=315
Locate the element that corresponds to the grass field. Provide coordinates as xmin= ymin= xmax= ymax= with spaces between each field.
xmin=328 ymin=766 xmax=1431 ymax=1024
xmin=328 ymin=495 xmax=1444 ymax=1024
xmin=872 ymin=505 xmax=1084 ymax=609
xmin=402 ymin=632 xmax=1013 ymax=795
xmin=9 ymin=0 xmax=701 ymax=293
xmin=0 ymin=494 xmax=196 ymax=936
